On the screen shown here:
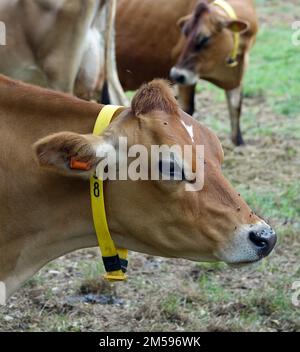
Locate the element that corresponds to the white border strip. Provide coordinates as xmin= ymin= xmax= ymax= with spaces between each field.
xmin=0 ymin=21 xmax=6 ymax=46
xmin=0 ymin=281 xmax=6 ymax=305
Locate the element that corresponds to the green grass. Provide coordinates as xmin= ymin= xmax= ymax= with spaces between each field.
xmin=192 ymin=262 xmax=300 ymax=331
xmin=80 ymin=259 xmax=105 ymax=279
xmin=255 ymin=0 xmax=296 ymax=13
xmin=235 ymin=183 xmax=300 ymax=224
xmin=160 ymin=293 xmax=183 ymax=319
xmin=244 ymin=27 xmax=300 ymax=118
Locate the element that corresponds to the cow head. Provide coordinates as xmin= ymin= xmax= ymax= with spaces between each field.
xmin=170 ymin=0 xmax=250 ymax=86
xmin=34 ymin=80 xmax=276 ymax=265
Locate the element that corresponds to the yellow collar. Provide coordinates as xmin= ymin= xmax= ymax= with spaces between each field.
xmin=90 ymin=105 xmax=128 ymax=281
xmin=213 ymin=0 xmax=240 ymax=68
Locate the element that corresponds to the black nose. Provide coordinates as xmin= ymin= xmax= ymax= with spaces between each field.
xmin=170 ymin=68 xmax=186 ymax=84
xmin=249 ymin=228 xmax=277 ymax=257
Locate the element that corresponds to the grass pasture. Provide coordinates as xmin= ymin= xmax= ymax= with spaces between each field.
xmin=0 ymin=0 xmax=299 ymax=331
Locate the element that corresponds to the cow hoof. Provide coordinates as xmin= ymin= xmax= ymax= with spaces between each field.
xmin=232 ymin=135 xmax=245 ymax=147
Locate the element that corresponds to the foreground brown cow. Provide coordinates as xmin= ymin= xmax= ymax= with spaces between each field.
xmin=116 ymin=0 xmax=258 ymax=145
xmin=0 ymin=75 xmax=276 ymax=304
xmin=0 ymin=0 xmax=127 ymax=104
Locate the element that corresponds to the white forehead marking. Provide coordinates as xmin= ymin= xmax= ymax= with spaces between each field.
xmin=181 ymin=120 xmax=195 ymax=143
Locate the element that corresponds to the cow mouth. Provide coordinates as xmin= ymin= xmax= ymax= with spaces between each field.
xmin=227 ymin=259 xmax=261 ymax=268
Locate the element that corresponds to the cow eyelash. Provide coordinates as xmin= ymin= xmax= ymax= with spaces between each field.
xmin=159 ymin=160 xmax=186 ymax=181
xmin=182 ymin=24 xmax=191 ymax=37
xmin=194 ymin=36 xmax=210 ymax=50
xmin=158 ymin=161 xmax=197 ymax=184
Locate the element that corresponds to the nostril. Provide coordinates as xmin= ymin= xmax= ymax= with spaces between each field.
xmin=176 ymin=74 xmax=185 ymax=84
xmin=170 ymin=68 xmax=186 ymax=84
xmin=248 ymin=226 xmax=277 ymax=258
xmin=249 ymin=231 xmax=268 ymax=248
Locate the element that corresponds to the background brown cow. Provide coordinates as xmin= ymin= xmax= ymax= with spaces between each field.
xmin=116 ymin=0 xmax=258 ymax=145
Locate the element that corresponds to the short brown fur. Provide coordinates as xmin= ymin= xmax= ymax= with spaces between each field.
xmin=131 ymin=80 xmax=180 ymax=116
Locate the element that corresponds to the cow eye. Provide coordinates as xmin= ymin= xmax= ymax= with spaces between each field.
xmin=159 ymin=160 xmax=185 ymax=181
xmin=194 ymin=36 xmax=210 ymax=50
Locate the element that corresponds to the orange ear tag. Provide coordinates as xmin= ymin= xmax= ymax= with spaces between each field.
xmin=70 ymin=157 xmax=91 ymax=171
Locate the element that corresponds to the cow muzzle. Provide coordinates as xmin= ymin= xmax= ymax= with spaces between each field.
xmin=216 ymin=222 xmax=277 ymax=265
xmin=170 ymin=67 xmax=198 ymax=86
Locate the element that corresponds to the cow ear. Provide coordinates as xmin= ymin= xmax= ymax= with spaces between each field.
xmin=33 ymin=132 xmax=114 ymax=177
xmin=223 ymin=20 xmax=250 ymax=34
xmin=131 ymin=79 xmax=180 ymax=116
xmin=177 ymin=14 xmax=192 ymax=30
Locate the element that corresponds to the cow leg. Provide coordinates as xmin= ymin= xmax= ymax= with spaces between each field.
xmin=177 ymin=84 xmax=196 ymax=116
xmin=101 ymin=80 xmax=111 ymax=104
xmin=225 ymin=86 xmax=244 ymax=146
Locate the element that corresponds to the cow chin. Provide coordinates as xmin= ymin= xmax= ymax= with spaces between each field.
xmin=215 ymin=222 xmax=277 ymax=265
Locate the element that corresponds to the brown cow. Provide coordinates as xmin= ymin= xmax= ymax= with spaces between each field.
xmin=116 ymin=0 xmax=258 ymax=145
xmin=0 ymin=0 xmax=127 ymax=104
xmin=0 ymin=75 xmax=275 ymax=303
